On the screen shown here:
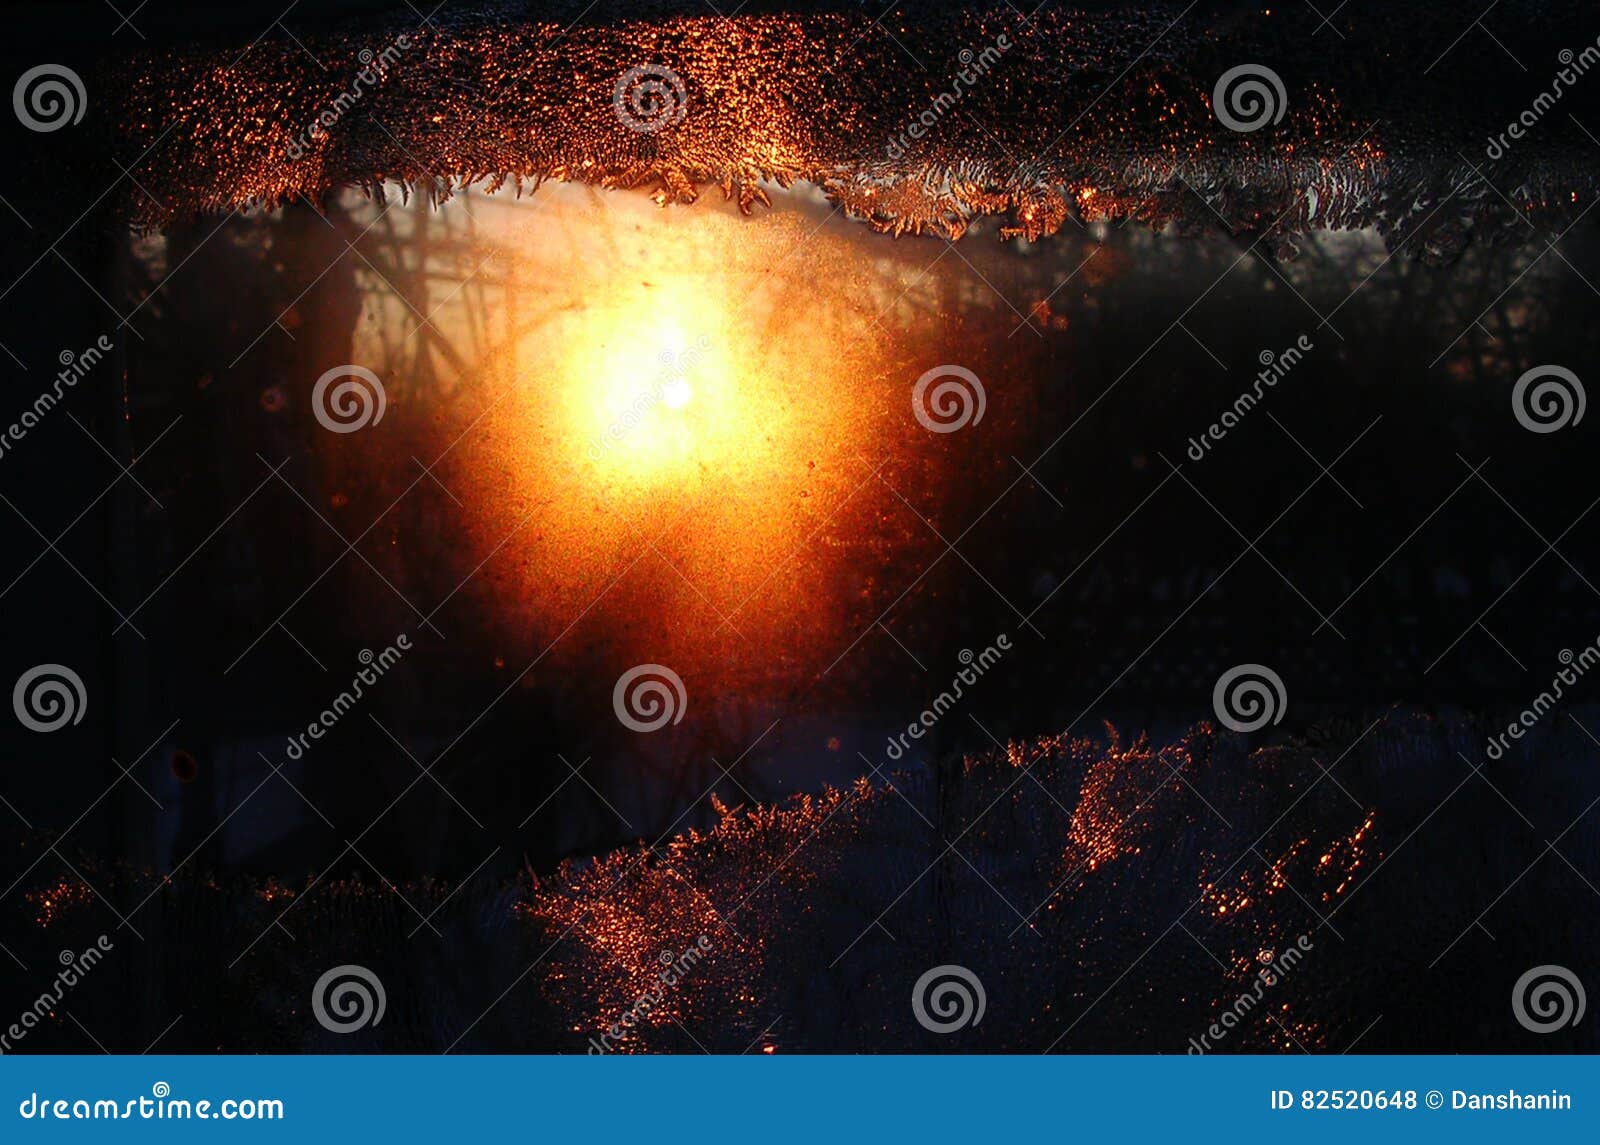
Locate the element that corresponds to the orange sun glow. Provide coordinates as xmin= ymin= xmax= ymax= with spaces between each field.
xmin=363 ymin=184 xmax=945 ymax=685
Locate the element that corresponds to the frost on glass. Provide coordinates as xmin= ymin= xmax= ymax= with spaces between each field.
xmin=99 ymin=3 xmax=1598 ymax=257
xmin=8 ymin=710 xmax=1597 ymax=1051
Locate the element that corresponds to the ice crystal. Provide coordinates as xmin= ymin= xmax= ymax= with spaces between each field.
xmin=8 ymin=708 xmax=1597 ymax=1052
xmin=90 ymin=2 xmax=1600 ymax=254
